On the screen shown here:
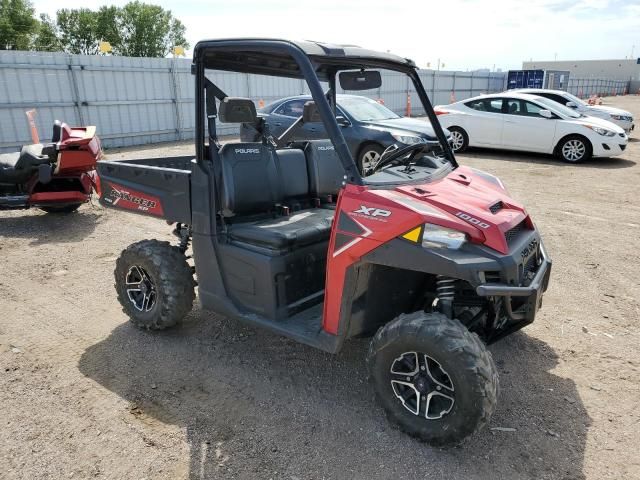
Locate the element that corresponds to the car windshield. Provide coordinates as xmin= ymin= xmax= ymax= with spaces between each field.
xmin=339 ymin=96 xmax=400 ymax=121
xmin=534 ymin=97 xmax=582 ymax=118
xmin=561 ymin=92 xmax=588 ymax=107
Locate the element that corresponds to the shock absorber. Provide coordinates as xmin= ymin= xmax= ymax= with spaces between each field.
xmin=436 ymin=275 xmax=456 ymax=318
xmin=173 ymin=223 xmax=191 ymax=253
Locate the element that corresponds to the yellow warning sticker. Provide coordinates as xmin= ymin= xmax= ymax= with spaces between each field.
xmin=401 ymin=226 xmax=422 ymax=243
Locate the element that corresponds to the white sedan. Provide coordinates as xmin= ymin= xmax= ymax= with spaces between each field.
xmin=435 ymin=93 xmax=628 ymax=163
xmin=514 ymin=89 xmax=634 ymax=134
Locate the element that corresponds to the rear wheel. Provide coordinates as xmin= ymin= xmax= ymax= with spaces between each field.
xmin=557 ymin=135 xmax=592 ymax=163
xmin=115 ymin=240 xmax=195 ymax=330
xmin=357 ymin=143 xmax=384 ymax=174
xmin=40 ymin=203 xmax=82 ymax=214
xmin=367 ymin=311 xmax=498 ymax=447
xmin=448 ymin=127 xmax=469 ymax=153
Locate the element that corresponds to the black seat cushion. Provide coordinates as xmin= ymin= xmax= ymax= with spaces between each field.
xmin=0 ymin=145 xmax=50 ymax=183
xmin=304 ymin=140 xmax=345 ymax=198
xmin=275 ymin=148 xmax=309 ymax=200
xmin=229 ymin=208 xmax=334 ymax=250
xmin=218 ymin=143 xmax=281 ymax=217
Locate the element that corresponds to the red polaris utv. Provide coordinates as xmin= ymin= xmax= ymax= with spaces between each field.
xmin=0 ymin=121 xmax=101 ymax=213
xmin=97 ymin=39 xmax=551 ymax=446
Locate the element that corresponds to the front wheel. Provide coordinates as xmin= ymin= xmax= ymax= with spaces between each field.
xmin=367 ymin=311 xmax=498 ymax=447
xmin=357 ymin=144 xmax=384 ymax=174
xmin=448 ymin=127 xmax=469 ymax=153
xmin=557 ymin=135 xmax=592 ymax=163
xmin=115 ymin=240 xmax=195 ymax=330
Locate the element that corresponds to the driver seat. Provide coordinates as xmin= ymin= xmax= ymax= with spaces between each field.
xmin=0 ymin=144 xmax=52 ymax=184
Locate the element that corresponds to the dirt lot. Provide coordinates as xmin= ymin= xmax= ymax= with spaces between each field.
xmin=1 ymin=95 xmax=639 ymax=480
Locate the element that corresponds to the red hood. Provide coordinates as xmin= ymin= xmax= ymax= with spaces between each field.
xmin=367 ymin=166 xmax=530 ymax=254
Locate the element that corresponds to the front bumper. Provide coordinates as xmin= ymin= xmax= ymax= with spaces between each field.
xmin=476 ymin=245 xmax=552 ymax=340
xmin=593 ymin=138 xmax=628 ymax=157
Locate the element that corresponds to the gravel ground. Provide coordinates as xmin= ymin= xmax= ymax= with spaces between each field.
xmin=1 ymin=95 xmax=639 ymax=480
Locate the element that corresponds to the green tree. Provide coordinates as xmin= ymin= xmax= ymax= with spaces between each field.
xmin=57 ymin=8 xmax=100 ymax=54
xmin=32 ymin=13 xmax=61 ymax=52
xmin=115 ymin=1 xmax=189 ymax=57
xmin=96 ymin=6 xmax=121 ymax=52
xmin=0 ymin=0 xmax=38 ymax=50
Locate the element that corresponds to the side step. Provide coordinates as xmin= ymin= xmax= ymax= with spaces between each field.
xmin=237 ymin=303 xmax=342 ymax=353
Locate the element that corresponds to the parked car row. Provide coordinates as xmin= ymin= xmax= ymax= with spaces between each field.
xmin=241 ymin=88 xmax=632 ymax=166
xmin=435 ymin=91 xmax=629 ymax=163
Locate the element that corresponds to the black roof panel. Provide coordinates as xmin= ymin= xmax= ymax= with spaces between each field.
xmin=193 ymin=38 xmax=416 ymax=80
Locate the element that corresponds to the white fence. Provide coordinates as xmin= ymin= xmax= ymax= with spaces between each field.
xmin=0 ymin=51 xmax=632 ymax=153
xmin=0 ymin=51 xmax=509 ymax=152
xmin=566 ymin=78 xmax=629 ymax=98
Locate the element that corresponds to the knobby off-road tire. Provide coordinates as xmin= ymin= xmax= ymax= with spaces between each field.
xmin=40 ymin=203 xmax=82 ymax=214
xmin=367 ymin=311 xmax=498 ymax=447
xmin=115 ymin=239 xmax=195 ymax=330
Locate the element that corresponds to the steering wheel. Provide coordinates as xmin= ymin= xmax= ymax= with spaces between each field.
xmin=369 ymin=142 xmax=427 ymax=173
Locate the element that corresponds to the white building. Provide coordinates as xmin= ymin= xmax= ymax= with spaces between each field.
xmin=522 ymin=59 xmax=640 ymax=81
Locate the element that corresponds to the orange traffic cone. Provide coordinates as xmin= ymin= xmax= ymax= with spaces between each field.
xmin=377 ymin=98 xmax=385 ymax=105
xmin=406 ymin=93 xmax=411 ymax=117
xmin=258 ymin=99 xmax=265 ymax=108
xmin=450 ymin=91 xmax=456 ymax=103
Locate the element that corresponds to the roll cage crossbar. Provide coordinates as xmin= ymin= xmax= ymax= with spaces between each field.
xmin=192 ymin=38 xmax=458 ymax=186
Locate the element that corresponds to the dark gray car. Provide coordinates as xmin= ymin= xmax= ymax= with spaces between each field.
xmin=240 ymin=94 xmax=448 ymax=172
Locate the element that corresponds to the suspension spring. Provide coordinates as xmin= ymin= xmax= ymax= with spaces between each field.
xmin=436 ymin=275 xmax=456 ymax=301
xmin=173 ymin=223 xmax=192 ymax=253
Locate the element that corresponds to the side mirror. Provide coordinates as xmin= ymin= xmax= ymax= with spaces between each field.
xmin=336 ymin=115 xmax=351 ymax=127
xmin=566 ymin=101 xmax=577 ymax=108
xmin=539 ymin=109 xmax=554 ymax=119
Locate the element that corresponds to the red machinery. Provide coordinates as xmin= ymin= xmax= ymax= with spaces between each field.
xmin=0 ymin=121 xmax=102 ymax=213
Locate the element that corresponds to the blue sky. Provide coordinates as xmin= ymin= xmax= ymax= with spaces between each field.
xmin=32 ymin=0 xmax=640 ymax=70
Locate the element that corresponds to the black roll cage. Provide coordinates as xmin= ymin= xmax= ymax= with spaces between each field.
xmin=192 ymin=38 xmax=458 ymax=186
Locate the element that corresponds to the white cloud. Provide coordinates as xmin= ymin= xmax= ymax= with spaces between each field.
xmin=32 ymin=0 xmax=640 ymax=69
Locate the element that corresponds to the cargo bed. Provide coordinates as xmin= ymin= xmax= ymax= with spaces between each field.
xmin=97 ymin=156 xmax=193 ymax=223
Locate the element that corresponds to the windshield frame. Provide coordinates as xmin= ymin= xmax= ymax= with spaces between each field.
xmin=193 ymin=39 xmax=457 ymax=187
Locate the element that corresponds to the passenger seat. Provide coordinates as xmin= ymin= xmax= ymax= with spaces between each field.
xmin=216 ymin=98 xmax=336 ymax=252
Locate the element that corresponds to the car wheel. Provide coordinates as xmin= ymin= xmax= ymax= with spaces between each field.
xmin=367 ymin=311 xmax=498 ymax=447
xmin=448 ymin=127 xmax=468 ymax=153
xmin=557 ymin=135 xmax=592 ymax=163
xmin=358 ymin=144 xmax=384 ymax=174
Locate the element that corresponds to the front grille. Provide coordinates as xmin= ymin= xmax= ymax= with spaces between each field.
xmin=505 ymin=221 xmax=526 ymax=244
xmin=489 ymin=201 xmax=503 ymax=214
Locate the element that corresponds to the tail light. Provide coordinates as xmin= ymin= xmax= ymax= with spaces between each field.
xmin=435 ymin=109 xmax=449 ymax=116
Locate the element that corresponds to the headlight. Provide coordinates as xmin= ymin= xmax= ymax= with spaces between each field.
xmin=422 ymin=224 xmax=468 ymax=250
xmin=585 ymin=125 xmax=615 ymax=137
xmin=391 ymin=133 xmax=424 ymax=145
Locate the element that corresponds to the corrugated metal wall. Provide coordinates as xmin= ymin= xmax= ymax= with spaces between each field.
xmin=1 ymin=51 xmax=506 ymax=152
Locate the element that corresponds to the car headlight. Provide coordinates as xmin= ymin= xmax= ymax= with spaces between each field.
xmin=585 ymin=125 xmax=615 ymax=137
xmin=391 ymin=133 xmax=424 ymax=145
xmin=422 ymin=224 xmax=468 ymax=250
